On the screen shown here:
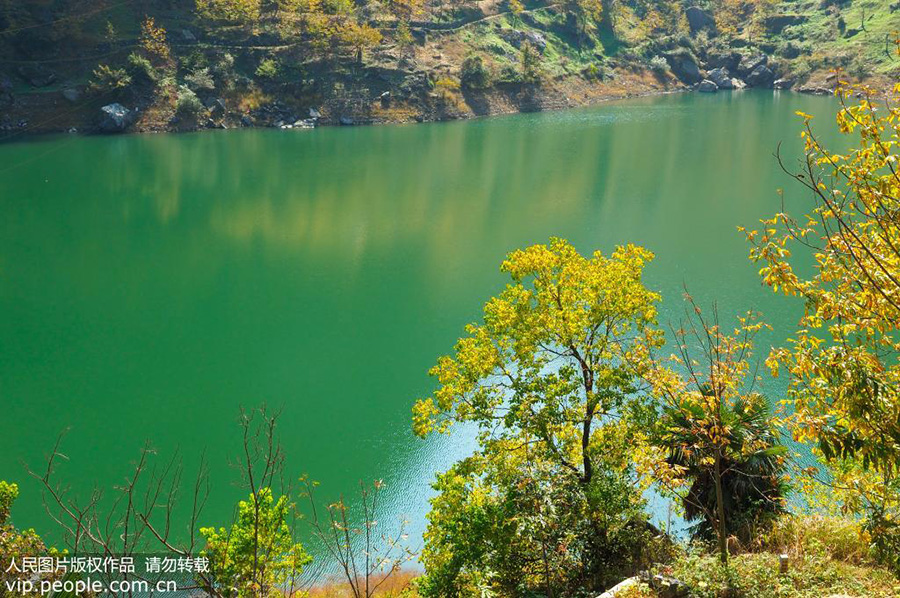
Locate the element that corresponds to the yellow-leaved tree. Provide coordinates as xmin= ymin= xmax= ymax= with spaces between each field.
xmin=745 ymin=69 xmax=900 ymax=570
xmin=413 ymin=239 xmax=665 ymax=596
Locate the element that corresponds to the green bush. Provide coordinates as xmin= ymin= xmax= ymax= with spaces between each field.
xmin=460 ymin=54 xmax=491 ymax=89
xmin=418 ymin=458 xmax=657 ymax=598
xmin=255 ymin=57 xmax=280 ymax=80
xmin=200 ymin=488 xmax=311 ymax=597
xmin=89 ymin=64 xmax=132 ymax=93
xmin=0 ymin=481 xmax=58 ymax=597
xmin=175 ymin=85 xmax=205 ymax=119
xmin=497 ymin=64 xmax=521 ymax=83
xmin=583 ymin=62 xmax=602 ymax=80
xmin=649 ymin=55 xmax=669 ymax=72
xmin=185 ymin=66 xmax=215 ymax=91
xmin=127 ymin=52 xmax=158 ymax=84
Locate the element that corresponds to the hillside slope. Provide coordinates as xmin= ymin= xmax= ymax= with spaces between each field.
xmin=0 ymin=0 xmax=897 ymax=137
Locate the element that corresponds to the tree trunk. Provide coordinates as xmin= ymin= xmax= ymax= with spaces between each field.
xmin=714 ymin=451 xmax=728 ymax=565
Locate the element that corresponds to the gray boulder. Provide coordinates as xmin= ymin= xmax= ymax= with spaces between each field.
xmin=737 ymin=53 xmax=768 ymax=77
xmin=339 ymin=116 xmax=354 ymax=126
xmin=746 ymin=64 xmax=775 ymax=87
xmin=665 ymin=52 xmax=702 ymax=84
xmin=523 ymin=31 xmax=547 ymax=52
xmin=499 ymin=29 xmax=547 ymax=53
xmin=773 ymin=78 xmax=794 ymax=90
xmin=61 ymin=88 xmax=81 ymax=103
xmin=309 ymin=107 xmax=321 ymax=119
xmin=698 ymin=79 xmax=718 ymax=93
xmin=686 ymin=7 xmax=716 ymax=35
xmin=98 ymin=103 xmax=134 ymax=132
xmin=707 ymin=67 xmax=734 ymax=89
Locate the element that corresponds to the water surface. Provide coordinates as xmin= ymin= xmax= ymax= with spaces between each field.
xmin=0 ymin=90 xmax=841 ymax=561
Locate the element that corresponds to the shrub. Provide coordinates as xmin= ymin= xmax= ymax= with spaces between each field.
xmin=255 ymin=57 xmax=280 ymax=80
xmin=497 ymin=63 xmax=521 ymax=83
xmin=460 ymin=54 xmax=490 ymax=89
xmin=418 ymin=458 xmax=656 ymax=598
xmin=175 ymin=85 xmax=205 ymax=119
xmin=127 ymin=52 xmax=157 ymax=84
xmin=583 ymin=62 xmax=602 ymax=80
xmin=649 ymin=55 xmax=669 ymax=72
xmin=762 ymin=514 xmax=871 ymax=565
xmin=89 ymin=64 xmax=132 ymax=93
xmin=185 ymin=66 xmax=215 ymax=91
xmin=1 ymin=481 xmax=58 ymax=595
xmin=666 ymin=549 xmax=898 ymax=598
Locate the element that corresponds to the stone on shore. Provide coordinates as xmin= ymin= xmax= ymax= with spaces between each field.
xmin=98 ymin=103 xmax=134 ymax=132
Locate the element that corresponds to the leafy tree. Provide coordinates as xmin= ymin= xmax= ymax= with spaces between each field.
xmin=638 ymin=300 xmax=787 ymax=563
xmin=563 ymin=0 xmax=603 ymax=43
xmin=746 ymin=76 xmax=900 ymax=571
xmin=0 ymin=481 xmax=60 ymax=597
xmin=414 ymin=239 xmax=664 ymax=595
xmin=339 ymin=21 xmax=382 ymax=63
xmin=520 ymin=42 xmax=542 ymax=83
xmin=395 ymin=20 xmax=415 ymax=61
xmin=139 ymin=17 xmax=171 ymax=67
xmin=200 ymin=488 xmax=310 ymax=598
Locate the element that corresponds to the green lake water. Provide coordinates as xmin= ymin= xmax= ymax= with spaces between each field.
xmin=0 ymin=90 xmax=841 ymax=564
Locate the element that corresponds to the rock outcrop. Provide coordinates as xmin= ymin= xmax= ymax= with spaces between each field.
xmin=665 ymin=51 xmax=702 ymax=84
xmin=686 ymin=7 xmax=716 ymax=35
xmin=16 ymin=65 xmax=56 ymax=88
xmin=764 ymin=13 xmax=807 ymax=33
xmin=746 ymin=64 xmax=775 ymax=87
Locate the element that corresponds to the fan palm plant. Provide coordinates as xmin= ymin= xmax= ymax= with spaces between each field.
xmin=660 ymin=390 xmax=789 ymax=546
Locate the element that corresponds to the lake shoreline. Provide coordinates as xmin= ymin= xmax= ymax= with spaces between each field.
xmin=0 ymin=67 xmax=863 ymax=145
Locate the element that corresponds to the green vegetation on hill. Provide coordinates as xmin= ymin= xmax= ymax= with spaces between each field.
xmin=0 ymin=0 xmax=898 ymax=134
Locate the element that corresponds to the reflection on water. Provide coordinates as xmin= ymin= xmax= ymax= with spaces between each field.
xmin=0 ymin=90 xmax=840 ymax=557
